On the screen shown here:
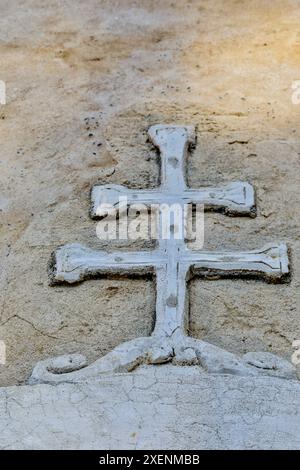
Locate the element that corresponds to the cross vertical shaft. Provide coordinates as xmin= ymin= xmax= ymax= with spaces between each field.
xmin=148 ymin=126 xmax=193 ymax=338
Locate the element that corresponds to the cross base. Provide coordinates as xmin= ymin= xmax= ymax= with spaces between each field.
xmin=29 ymin=333 xmax=296 ymax=384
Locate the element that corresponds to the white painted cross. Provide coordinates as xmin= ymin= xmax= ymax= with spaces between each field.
xmin=30 ymin=125 xmax=293 ymax=384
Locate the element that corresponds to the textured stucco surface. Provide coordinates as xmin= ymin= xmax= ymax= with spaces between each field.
xmin=1 ymin=0 xmax=300 ymax=386
xmin=1 ymin=365 xmax=300 ymax=450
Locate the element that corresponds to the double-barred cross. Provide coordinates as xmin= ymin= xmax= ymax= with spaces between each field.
xmin=31 ymin=125 xmax=291 ymax=384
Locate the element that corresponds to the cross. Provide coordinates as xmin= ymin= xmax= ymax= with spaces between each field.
xmin=30 ymin=125 xmax=291 ymax=384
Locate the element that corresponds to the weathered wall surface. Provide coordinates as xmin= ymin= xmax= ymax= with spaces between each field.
xmin=1 ymin=0 xmax=300 ymax=385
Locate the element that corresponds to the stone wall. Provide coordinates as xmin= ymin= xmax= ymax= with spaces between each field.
xmin=1 ymin=0 xmax=300 ymax=386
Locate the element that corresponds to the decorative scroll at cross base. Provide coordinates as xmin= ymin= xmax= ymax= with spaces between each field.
xmin=30 ymin=125 xmax=295 ymax=384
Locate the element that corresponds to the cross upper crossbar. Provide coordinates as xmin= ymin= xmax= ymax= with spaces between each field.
xmin=91 ymin=125 xmax=255 ymax=218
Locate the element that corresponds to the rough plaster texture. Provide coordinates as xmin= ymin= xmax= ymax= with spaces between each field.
xmin=1 ymin=365 xmax=300 ymax=450
xmin=0 ymin=0 xmax=300 ymax=450
xmin=1 ymin=0 xmax=300 ymax=388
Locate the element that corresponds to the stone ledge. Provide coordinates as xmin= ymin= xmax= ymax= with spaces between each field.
xmin=0 ymin=365 xmax=300 ymax=449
